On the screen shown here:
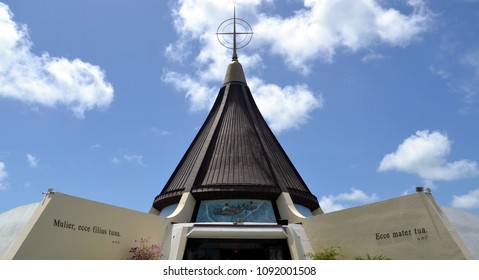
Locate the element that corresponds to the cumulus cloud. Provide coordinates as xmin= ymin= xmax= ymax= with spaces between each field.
xmin=164 ymin=0 xmax=432 ymax=132
xmin=378 ymin=130 xmax=479 ymax=181
xmin=451 ymin=188 xmax=479 ymax=209
xmin=26 ymin=154 xmax=38 ymax=168
xmin=163 ymin=71 xmax=218 ymax=112
xmin=0 ymin=161 xmax=8 ymax=190
xmin=319 ymin=187 xmax=379 ymax=213
xmin=254 ymin=0 xmax=431 ymax=73
xmin=0 ymin=3 xmax=114 ymax=118
xmin=249 ymin=77 xmax=323 ymax=131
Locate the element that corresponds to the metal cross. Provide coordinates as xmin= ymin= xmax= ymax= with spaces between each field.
xmin=216 ymin=8 xmax=254 ymax=61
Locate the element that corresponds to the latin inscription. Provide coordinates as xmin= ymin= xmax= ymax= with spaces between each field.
xmin=53 ymin=218 xmax=121 ymax=243
xmin=53 ymin=219 xmax=75 ymax=230
xmin=375 ymin=227 xmax=428 ymax=241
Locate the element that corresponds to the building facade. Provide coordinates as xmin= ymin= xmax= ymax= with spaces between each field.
xmin=2 ymin=56 xmax=476 ymax=260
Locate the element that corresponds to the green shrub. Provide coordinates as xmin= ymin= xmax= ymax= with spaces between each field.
xmin=307 ymin=247 xmax=341 ymax=260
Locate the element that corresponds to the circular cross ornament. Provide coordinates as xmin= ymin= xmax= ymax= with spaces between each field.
xmin=216 ymin=9 xmax=253 ymax=60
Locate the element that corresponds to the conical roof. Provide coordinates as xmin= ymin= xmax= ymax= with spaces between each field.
xmin=153 ymin=60 xmax=320 ymax=212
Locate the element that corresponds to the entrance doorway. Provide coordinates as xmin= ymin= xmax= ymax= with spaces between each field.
xmin=183 ymin=239 xmax=291 ymax=260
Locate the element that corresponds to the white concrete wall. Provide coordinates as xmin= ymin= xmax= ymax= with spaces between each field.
xmin=6 ymin=191 xmax=474 ymax=260
xmin=5 ymin=192 xmax=169 ymax=260
xmin=302 ymin=192 xmax=473 ymax=260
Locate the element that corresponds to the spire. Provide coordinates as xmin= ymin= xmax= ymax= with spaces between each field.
xmin=216 ymin=8 xmax=253 ymax=84
xmin=232 ymin=7 xmax=238 ymax=61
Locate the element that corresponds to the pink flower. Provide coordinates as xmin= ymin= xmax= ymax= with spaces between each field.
xmin=128 ymin=237 xmax=163 ymax=260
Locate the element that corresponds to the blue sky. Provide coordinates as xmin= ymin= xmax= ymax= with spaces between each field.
xmin=1 ymin=0 xmax=479 ymax=214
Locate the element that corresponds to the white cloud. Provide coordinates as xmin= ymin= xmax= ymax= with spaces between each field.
xmin=26 ymin=153 xmax=38 ymax=168
xmin=458 ymin=51 xmax=479 ymax=112
xmin=318 ymin=196 xmax=348 ymax=213
xmin=319 ymin=187 xmax=379 ymax=213
xmin=0 ymin=3 xmax=114 ymax=118
xmin=0 ymin=161 xmax=9 ymax=190
xmin=254 ymin=0 xmax=431 ymax=73
xmin=151 ymin=127 xmax=171 ymax=136
xmin=249 ymin=78 xmax=323 ymax=131
xmin=423 ymin=179 xmax=438 ymax=190
xmin=378 ymin=130 xmax=479 ymax=181
xmin=111 ymin=157 xmax=121 ymax=165
xmin=429 ymin=50 xmax=479 ymax=113
xmin=123 ymin=154 xmax=145 ymax=166
xmin=428 ymin=65 xmax=451 ymax=80
xmin=336 ymin=187 xmax=379 ymax=202
xmin=111 ymin=153 xmax=145 ymax=166
xmin=162 ymin=71 xmax=217 ymax=112
xmin=451 ymin=188 xmax=479 ymax=209
xmin=164 ymin=0 xmax=431 ymax=132
xmin=362 ymin=52 xmax=385 ymax=63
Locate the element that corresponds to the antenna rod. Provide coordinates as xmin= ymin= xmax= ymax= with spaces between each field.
xmin=232 ymin=7 xmax=238 ymax=61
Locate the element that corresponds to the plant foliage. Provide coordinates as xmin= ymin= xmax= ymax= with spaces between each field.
xmin=128 ymin=237 xmax=163 ymax=260
xmin=307 ymin=247 xmax=341 ymax=260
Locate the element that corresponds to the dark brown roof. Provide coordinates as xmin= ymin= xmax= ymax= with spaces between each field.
xmin=153 ymin=66 xmax=319 ymax=212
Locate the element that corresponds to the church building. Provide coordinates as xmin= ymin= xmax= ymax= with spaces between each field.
xmin=1 ymin=13 xmax=478 ymax=260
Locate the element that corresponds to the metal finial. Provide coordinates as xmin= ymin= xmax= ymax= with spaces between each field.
xmin=216 ymin=8 xmax=253 ymax=61
xmin=233 ymin=7 xmax=238 ymax=61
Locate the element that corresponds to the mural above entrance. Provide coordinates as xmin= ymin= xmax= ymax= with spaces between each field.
xmin=196 ymin=200 xmax=276 ymax=223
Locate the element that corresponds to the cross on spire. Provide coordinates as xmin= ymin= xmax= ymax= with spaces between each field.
xmin=216 ymin=8 xmax=254 ymax=61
